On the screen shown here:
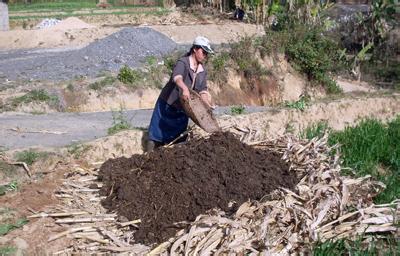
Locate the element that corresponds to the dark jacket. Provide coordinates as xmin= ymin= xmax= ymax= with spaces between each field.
xmin=159 ymin=55 xmax=207 ymax=109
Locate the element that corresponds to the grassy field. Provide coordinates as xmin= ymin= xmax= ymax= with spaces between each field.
xmin=8 ymin=0 xmax=166 ymax=20
xmin=303 ymin=116 xmax=400 ymax=254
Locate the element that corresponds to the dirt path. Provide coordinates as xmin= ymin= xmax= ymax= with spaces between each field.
xmin=1 ymin=94 xmax=399 ymax=151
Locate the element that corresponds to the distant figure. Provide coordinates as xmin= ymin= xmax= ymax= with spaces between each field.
xmin=233 ymin=6 xmax=245 ymax=21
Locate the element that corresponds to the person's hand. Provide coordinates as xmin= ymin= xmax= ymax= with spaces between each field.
xmin=181 ymin=87 xmax=190 ymax=101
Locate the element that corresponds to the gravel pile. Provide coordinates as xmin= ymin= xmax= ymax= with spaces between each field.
xmin=0 ymin=27 xmax=178 ymax=81
xmin=35 ymin=18 xmax=61 ymax=29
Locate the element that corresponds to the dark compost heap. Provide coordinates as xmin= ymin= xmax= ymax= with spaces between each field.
xmin=99 ymin=132 xmax=298 ymax=244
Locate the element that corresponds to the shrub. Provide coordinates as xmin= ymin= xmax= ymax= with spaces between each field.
xmin=89 ymin=76 xmax=116 ymax=90
xmin=230 ymin=105 xmax=245 ymax=115
xmin=15 ymin=150 xmax=47 ymax=165
xmin=117 ymin=66 xmax=143 ymax=85
xmin=12 ymin=89 xmax=58 ymax=107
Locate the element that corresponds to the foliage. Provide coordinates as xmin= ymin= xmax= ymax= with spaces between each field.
xmin=108 ymin=109 xmax=132 ymax=135
xmin=286 ymin=28 xmax=343 ymax=93
xmin=11 ymin=89 xmax=58 ymax=107
xmin=117 ymin=66 xmax=143 ymax=85
xmin=89 ymin=76 xmax=117 ymax=91
xmin=15 ymin=150 xmax=47 ymax=165
xmin=208 ymin=52 xmax=230 ymax=83
xmin=0 ymin=218 xmax=28 ymax=236
xmin=301 ymin=121 xmax=329 ymax=140
xmin=230 ymin=105 xmax=245 ymax=115
xmin=230 ymin=37 xmax=269 ymax=79
xmin=284 ymin=95 xmax=310 ymax=111
xmin=328 ymin=116 xmax=400 ymax=203
xmin=313 ymin=235 xmax=400 ymax=255
xmin=0 ymin=181 xmax=19 ymax=196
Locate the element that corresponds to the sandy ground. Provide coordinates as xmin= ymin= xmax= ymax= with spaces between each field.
xmin=0 ymin=15 xmax=263 ymax=50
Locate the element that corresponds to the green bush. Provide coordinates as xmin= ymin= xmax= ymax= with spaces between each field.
xmin=117 ymin=66 xmax=143 ymax=85
xmin=286 ymin=28 xmax=343 ymax=93
xmin=230 ymin=105 xmax=245 ymax=115
xmin=230 ymin=37 xmax=269 ymax=78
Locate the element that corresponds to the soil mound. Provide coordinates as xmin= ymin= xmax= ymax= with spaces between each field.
xmin=50 ymin=17 xmax=95 ymax=30
xmin=99 ymin=132 xmax=298 ymax=244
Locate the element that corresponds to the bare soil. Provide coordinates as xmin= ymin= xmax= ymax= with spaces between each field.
xmin=99 ymin=132 xmax=297 ymax=244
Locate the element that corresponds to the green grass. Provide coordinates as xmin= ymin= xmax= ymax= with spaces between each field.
xmin=15 ymin=150 xmax=47 ymax=165
xmin=10 ymin=9 xmax=169 ymax=20
xmin=301 ymin=121 xmax=330 ymax=140
xmin=11 ymin=89 xmax=58 ymax=107
xmin=328 ymin=116 xmax=400 ymax=204
xmin=0 ymin=218 xmax=28 ymax=236
xmin=313 ymin=235 xmax=400 ymax=255
xmin=230 ymin=105 xmax=245 ymax=115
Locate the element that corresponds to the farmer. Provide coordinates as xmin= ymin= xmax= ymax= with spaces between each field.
xmin=146 ymin=36 xmax=214 ymax=151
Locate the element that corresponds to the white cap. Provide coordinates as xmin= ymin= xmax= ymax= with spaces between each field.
xmin=193 ymin=36 xmax=214 ymax=54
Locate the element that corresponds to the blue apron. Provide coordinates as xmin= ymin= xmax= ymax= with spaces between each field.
xmin=148 ymin=98 xmax=189 ymax=144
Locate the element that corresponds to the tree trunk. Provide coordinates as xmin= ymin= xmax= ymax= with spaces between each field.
xmin=0 ymin=1 xmax=9 ymax=31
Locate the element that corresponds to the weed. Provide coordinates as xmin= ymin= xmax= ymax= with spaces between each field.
xmin=15 ymin=150 xmax=47 ymax=165
xmin=285 ymin=96 xmax=310 ymax=111
xmin=301 ymin=121 xmax=329 ymax=140
xmin=117 ymin=66 xmax=143 ymax=86
xmin=108 ymin=109 xmax=132 ymax=135
xmin=89 ymin=76 xmax=117 ymax=91
xmin=0 ymin=246 xmax=16 ymax=255
xmin=285 ymin=122 xmax=295 ymax=134
xmin=67 ymin=143 xmax=91 ymax=159
xmin=11 ymin=89 xmax=58 ymax=107
xmin=328 ymin=116 xmax=400 ymax=203
xmin=230 ymin=37 xmax=269 ymax=79
xmin=208 ymin=52 xmax=230 ymax=83
xmin=0 ymin=218 xmax=28 ymax=236
xmin=0 ymin=181 xmax=18 ymax=196
xmin=230 ymin=105 xmax=245 ymax=115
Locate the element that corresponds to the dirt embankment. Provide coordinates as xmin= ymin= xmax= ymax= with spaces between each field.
xmin=99 ymin=132 xmax=297 ymax=244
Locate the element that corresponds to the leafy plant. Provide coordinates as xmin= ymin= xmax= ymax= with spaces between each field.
xmin=230 ymin=105 xmax=245 ymax=115
xmin=230 ymin=37 xmax=269 ymax=78
xmin=286 ymin=28 xmax=343 ymax=93
xmin=15 ymin=150 xmax=47 ymax=165
xmin=89 ymin=76 xmax=117 ymax=91
xmin=0 ymin=181 xmax=18 ymax=196
xmin=108 ymin=109 xmax=132 ymax=135
xmin=11 ymin=89 xmax=58 ymax=107
xmin=285 ymin=96 xmax=310 ymax=111
xmin=117 ymin=66 xmax=143 ymax=85
xmin=0 ymin=218 xmax=28 ymax=236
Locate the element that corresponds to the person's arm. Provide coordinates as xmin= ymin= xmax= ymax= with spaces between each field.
xmin=172 ymin=60 xmax=190 ymax=101
xmin=175 ymin=76 xmax=190 ymax=101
